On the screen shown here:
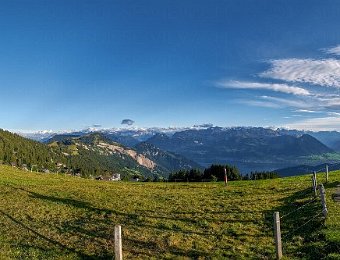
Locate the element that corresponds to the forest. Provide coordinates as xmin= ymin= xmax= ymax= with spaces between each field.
xmin=168 ymin=164 xmax=279 ymax=182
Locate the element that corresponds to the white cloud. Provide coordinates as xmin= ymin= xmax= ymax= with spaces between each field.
xmin=217 ymin=80 xmax=310 ymax=95
xmin=285 ymin=116 xmax=340 ymax=131
xmin=260 ymin=58 xmax=340 ymax=88
xmin=328 ymin=111 xmax=340 ymax=116
xmin=235 ymin=95 xmax=315 ymax=109
xmin=256 ymin=95 xmax=340 ymax=111
xmin=295 ymin=109 xmax=317 ymax=113
xmin=217 ymin=45 xmax=340 ymax=118
xmin=260 ymin=95 xmax=311 ymax=108
xmin=324 ymin=45 xmax=340 ymax=56
xmin=316 ymin=97 xmax=340 ymax=108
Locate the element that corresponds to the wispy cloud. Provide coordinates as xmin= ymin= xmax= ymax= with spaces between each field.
xmin=240 ymin=94 xmax=340 ymax=111
xmin=295 ymin=109 xmax=317 ymax=113
xmin=323 ymin=45 xmax=340 ymax=56
xmin=285 ymin=116 xmax=340 ymax=131
xmin=237 ymin=99 xmax=281 ymax=108
xmin=260 ymin=95 xmax=311 ymax=108
xmin=217 ymin=45 xmax=340 ymax=132
xmin=260 ymin=58 xmax=340 ymax=88
xmin=216 ymin=80 xmax=310 ymax=95
xmin=328 ymin=111 xmax=340 ymax=116
xmin=317 ymin=97 xmax=340 ymax=109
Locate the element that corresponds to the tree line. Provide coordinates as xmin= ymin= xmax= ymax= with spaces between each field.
xmin=168 ymin=164 xmax=279 ymax=182
xmin=243 ymin=171 xmax=280 ymax=180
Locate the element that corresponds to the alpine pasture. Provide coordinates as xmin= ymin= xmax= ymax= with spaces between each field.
xmin=0 ymin=165 xmax=338 ymax=259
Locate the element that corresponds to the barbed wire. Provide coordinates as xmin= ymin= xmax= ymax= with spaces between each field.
xmin=280 ymin=198 xmax=317 ymax=220
xmin=282 ymin=211 xmax=323 ymax=239
xmin=313 ymin=166 xmax=328 ymax=174
xmin=314 ymin=169 xmax=324 ymax=173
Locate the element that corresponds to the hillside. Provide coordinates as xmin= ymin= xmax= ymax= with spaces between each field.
xmin=48 ymin=133 xmax=158 ymax=179
xmin=276 ymin=162 xmax=340 ymax=177
xmin=307 ymin=131 xmax=340 ymax=152
xmin=48 ymin=133 xmax=200 ymax=178
xmin=0 ymin=129 xmax=201 ymax=179
xmin=0 ymin=165 xmax=338 ymax=259
xmin=0 ymin=129 xmax=156 ymax=179
xmin=0 ymin=129 xmax=66 ymax=171
xmin=134 ymin=142 xmax=203 ymax=173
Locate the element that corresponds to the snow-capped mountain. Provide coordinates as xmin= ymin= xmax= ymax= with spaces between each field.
xmin=17 ymin=124 xmax=216 ymax=142
xmin=15 ymin=125 xmax=340 ymax=173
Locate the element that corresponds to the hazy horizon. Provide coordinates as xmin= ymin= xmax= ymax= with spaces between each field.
xmin=9 ymin=123 xmax=340 ymax=135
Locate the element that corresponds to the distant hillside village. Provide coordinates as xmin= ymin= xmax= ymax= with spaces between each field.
xmin=13 ymin=162 xmax=123 ymax=181
xmin=95 ymin=173 xmax=121 ymax=181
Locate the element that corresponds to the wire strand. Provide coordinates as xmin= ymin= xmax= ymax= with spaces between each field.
xmin=282 ymin=212 xmax=323 ymax=239
xmin=314 ymin=166 xmax=327 ymax=173
xmin=280 ymin=198 xmax=317 ymax=219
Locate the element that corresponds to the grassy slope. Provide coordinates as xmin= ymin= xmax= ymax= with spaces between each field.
xmin=0 ymin=165 xmax=338 ymax=259
xmin=324 ymin=179 xmax=340 ymax=259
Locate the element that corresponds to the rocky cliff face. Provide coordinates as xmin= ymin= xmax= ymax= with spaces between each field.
xmin=97 ymin=142 xmax=156 ymax=169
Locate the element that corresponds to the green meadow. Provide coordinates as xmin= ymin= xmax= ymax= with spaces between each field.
xmin=0 ymin=165 xmax=338 ymax=259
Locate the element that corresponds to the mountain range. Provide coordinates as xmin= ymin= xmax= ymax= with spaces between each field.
xmin=145 ymin=127 xmax=336 ymax=172
xmin=12 ymin=126 xmax=340 ymax=175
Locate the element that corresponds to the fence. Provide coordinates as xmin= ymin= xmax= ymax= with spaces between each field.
xmin=273 ymin=166 xmax=329 ymax=260
xmin=112 ymin=165 xmax=331 ymax=260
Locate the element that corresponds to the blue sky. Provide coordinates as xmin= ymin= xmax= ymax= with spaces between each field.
xmin=1 ymin=0 xmax=340 ymax=131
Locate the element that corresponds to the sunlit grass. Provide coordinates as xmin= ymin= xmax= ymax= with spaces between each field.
xmin=0 ymin=165 xmax=338 ymax=259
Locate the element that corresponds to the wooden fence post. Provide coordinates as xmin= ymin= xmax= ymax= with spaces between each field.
xmin=312 ymin=172 xmax=317 ymax=196
xmin=311 ymin=174 xmax=314 ymax=191
xmin=224 ymin=168 xmax=228 ymax=186
xmin=273 ymin=212 xmax=283 ymax=260
xmin=115 ymin=225 xmax=123 ymax=260
xmin=318 ymin=184 xmax=328 ymax=218
xmin=326 ymin=165 xmax=329 ymax=183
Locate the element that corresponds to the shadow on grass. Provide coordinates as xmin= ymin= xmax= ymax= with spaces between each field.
xmin=10 ymin=187 xmax=269 ymax=258
xmin=26 ymin=190 xmax=221 ymax=257
xmin=137 ymin=208 xmax=265 ymax=214
xmin=0 ymin=209 xmax=103 ymax=259
xmin=263 ymin=181 xmax=340 ymax=259
xmin=124 ymin=237 xmax=211 ymax=258
xmin=16 ymin=186 xmax=261 ymax=225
